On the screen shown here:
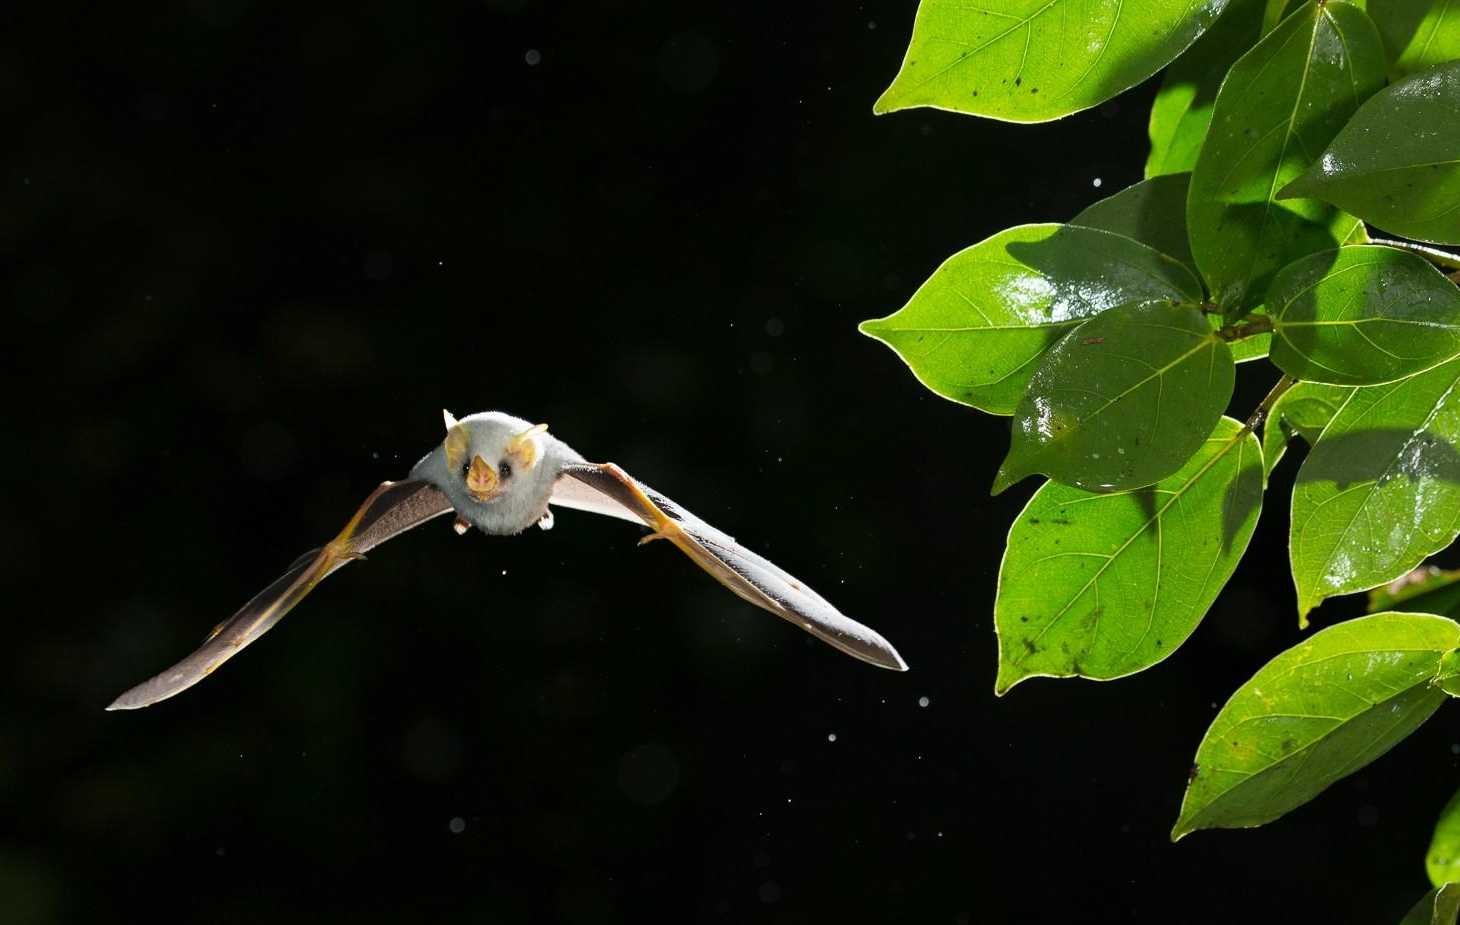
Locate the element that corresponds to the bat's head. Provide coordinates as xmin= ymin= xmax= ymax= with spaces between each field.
xmin=412 ymin=410 xmax=566 ymax=534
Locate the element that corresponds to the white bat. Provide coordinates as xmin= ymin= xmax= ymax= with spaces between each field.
xmin=108 ymin=410 xmax=907 ymax=710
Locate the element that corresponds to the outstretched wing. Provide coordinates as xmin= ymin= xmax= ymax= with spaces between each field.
xmin=107 ymin=479 xmax=452 ymax=711
xmin=550 ymin=463 xmax=907 ymax=671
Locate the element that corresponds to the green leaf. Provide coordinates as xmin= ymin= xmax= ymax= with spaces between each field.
xmin=1371 ymin=0 xmax=1460 ymax=78
xmin=1268 ymin=245 xmax=1460 ymax=385
xmin=993 ymin=300 xmax=1235 ymax=494
xmin=1146 ymin=0 xmax=1266 ymax=177
xmin=1261 ymin=0 xmax=1304 ymax=35
xmin=1172 ymin=611 xmax=1460 ymax=840
xmin=859 ymin=224 xmax=1202 ymax=414
xmin=1069 ymin=179 xmax=1280 ymax=361
xmin=873 ymin=0 xmax=1230 ymax=123
xmin=1437 ymin=648 xmax=1460 ymax=698
xmin=1281 ymin=61 xmax=1460 ymax=246
xmin=995 ymin=417 xmax=1262 ymax=693
xmin=1188 ymin=0 xmax=1386 ymax=313
xmin=1071 ymin=174 xmax=1197 ymax=274
xmin=1290 ymin=358 xmax=1460 ymax=623
xmin=1261 ymin=380 xmax=1354 ymax=478
xmin=1400 ymin=883 xmax=1460 ymax=925
xmin=1428 ymin=785 xmax=1460 ymax=888
xmin=1369 ymin=566 xmax=1460 ymax=616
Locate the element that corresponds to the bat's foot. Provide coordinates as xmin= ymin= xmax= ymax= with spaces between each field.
xmin=637 ymin=521 xmax=685 ymax=547
xmin=452 ymin=515 xmax=471 ymax=535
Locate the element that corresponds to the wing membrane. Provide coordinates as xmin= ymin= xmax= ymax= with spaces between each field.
xmin=552 ymin=464 xmax=907 ymax=671
xmin=107 ymin=479 xmax=452 ymax=710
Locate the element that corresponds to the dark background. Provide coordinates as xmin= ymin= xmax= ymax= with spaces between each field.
xmin=4 ymin=1 xmax=1453 ymax=922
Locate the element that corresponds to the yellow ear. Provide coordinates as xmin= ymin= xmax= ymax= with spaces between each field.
xmin=507 ymin=423 xmax=549 ymax=470
xmin=444 ymin=420 xmax=472 ymax=472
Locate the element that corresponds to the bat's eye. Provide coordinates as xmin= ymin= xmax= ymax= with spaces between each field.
xmin=499 ymin=461 xmax=512 ymax=479
xmin=460 ymin=461 xmax=471 ymax=478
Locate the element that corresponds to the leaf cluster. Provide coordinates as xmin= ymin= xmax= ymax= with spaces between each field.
xmin=865 ymin=0 xmax=1460 ymax=913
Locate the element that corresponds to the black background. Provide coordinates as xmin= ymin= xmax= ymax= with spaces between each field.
xmin=5 ymin=1 xmax=1453 ymax=922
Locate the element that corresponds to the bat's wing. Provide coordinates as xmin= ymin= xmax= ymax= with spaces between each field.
xmin=107 ymin=479 xmax=453 ymax=711
xmin=550 ymin=463 xmax=907 ymax=671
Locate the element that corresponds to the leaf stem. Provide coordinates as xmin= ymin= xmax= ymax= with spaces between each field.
xmin=1214 ymin=315 xmax=1275 ymax=342
xmin=1243 ymin=375 xmax=1297 ymax=434
xmin=1371 ymin=237 xmax=1460 ymax=272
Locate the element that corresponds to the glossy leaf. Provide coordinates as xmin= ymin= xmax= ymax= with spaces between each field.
xmin=1261 ymin=380 xmax=1353 ymax=479
xmin=1370 ymin=567 xmax=1460 ymax=617
xmin=1172 ymin=611 xmax=1460 ymax=840
xmin=1429 ymin=785 xmax=1460 ymax=888
xmin=1400 ymin=884 xmax=1460 ymax=925
xmin=993 ymin=300 xmax=1235 ymax=494
xmin=1188 ymin=0 xmax=1385 ymax=313
xmin=1146 ymin=0 xmax=1266 ymax=177
xmin=1069 ymin=178 xmax=1278 ymax=360
xmin=1291 ymin=358 xmax=1460 ymax=623
xmin=1371 ymin=0 xmax=1460 ymax=77
xmin=995 ymin=417 xmax=1262 ymax=693
xmin=1436 ymin=648 xmax=1460 ymax=698
xmin=1281 ymin=61 xmax=1460 ymax=246
xmin=859 ymin=224 xmax=1202 ymax=414
xmin=1268 ymin=245 xmax=1460 ymax=385
xmin=1071 ymin=174 xmax=1197 ymax=273
xmin=1260 ymin=0 xmax=1305 ymax=35
xmin=873 ymin=0 xmax=1229 ymax=123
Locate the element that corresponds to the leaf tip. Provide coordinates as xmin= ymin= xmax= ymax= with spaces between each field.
xmin=871 ymin=85 xmax=900 ymax=116
xmin=1295 ymin=591 xmax=1322 ymax=630
xmin=1296 ymin=603 xmax=1314 ymax=630
xmin=990 ymin=462 xmax=1024 ymax=496
xmin=1169 ymin=800 xmax=1201 ymax=842
xmin=994 ymin=654 xmax=1035 ymax=695
xmin=1275 ymin=172 xmax=1315 ymax=202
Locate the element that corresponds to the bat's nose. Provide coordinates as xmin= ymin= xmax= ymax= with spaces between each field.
xmin=467 ymin=455 xmax=498 ymax=499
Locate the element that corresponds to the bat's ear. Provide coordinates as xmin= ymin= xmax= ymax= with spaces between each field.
xmin=507 ymin=423 xmax=549 ymax=470
xmin=443 ymin=410 xmax=472 ymax=473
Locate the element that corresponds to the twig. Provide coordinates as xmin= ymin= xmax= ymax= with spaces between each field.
xmin=1244 ymin=375 xmax=1297 ymax=434
xmin=1371 ymin=237 xmax=1460 ymax=272
xmin=1214 ymin=315 xmax=1274 ymax=342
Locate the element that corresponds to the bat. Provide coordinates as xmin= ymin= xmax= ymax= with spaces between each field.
xmin=107 ymin=410 xmax=907 ymax=710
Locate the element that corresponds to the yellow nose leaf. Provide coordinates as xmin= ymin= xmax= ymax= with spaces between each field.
xmin=467 ymin=455 xmax=497 ymax=497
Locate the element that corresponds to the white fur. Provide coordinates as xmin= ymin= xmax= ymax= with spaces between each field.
xmin=410 ymin=411 xmax=584 ymax=535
